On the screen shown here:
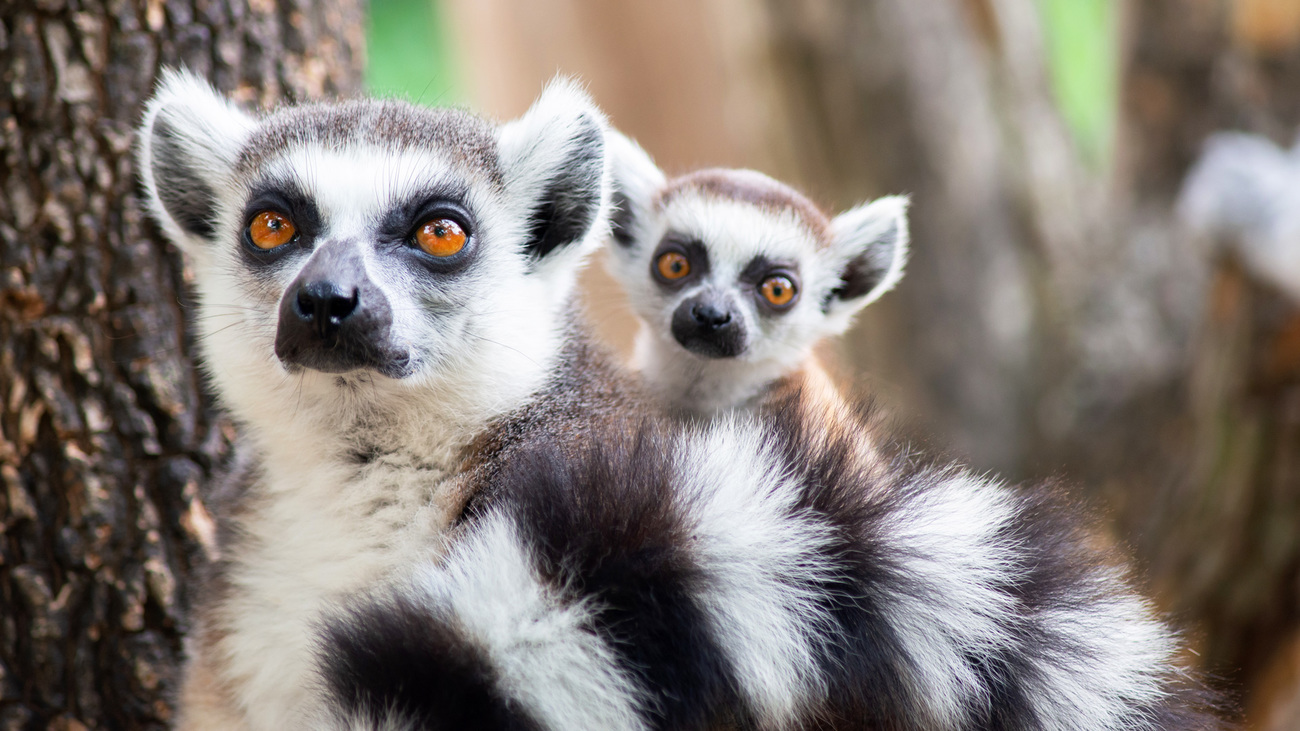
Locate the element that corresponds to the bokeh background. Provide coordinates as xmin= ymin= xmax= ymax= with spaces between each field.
xmin=366 ymin=0 xmax=1300 ymax=725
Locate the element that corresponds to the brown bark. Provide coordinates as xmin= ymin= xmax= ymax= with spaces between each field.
xmin=0 ymin=2 xmax=363 ymax=727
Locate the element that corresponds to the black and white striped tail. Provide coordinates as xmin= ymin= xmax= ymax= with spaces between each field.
xmin=318 ymin=398 xmax=1226 ymax=730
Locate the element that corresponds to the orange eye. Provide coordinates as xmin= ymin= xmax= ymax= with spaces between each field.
xmin=656 ymin=251 xmax=691 ymax=280
xmin=248 ymin=211 xmax=296 ymax=249
xmin=415 ymin=217 xmax=467 ymax=257
xmin=760 ymin=275 xmax=797 ymax=307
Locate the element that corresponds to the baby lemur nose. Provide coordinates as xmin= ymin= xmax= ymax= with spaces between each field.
xmin=293 ymin=281 xmax=360 ymax=339
xmin=690 ymin=302 xmax=732 ymax=330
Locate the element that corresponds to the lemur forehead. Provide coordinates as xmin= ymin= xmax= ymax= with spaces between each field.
xmin=236 ymin=99 xmax=502 ymax=185
xmin=657 ymin=169 xmax=832 ymax=246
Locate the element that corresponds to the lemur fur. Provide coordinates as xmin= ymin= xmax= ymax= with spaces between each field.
xmin=604 ymin=131 xmax=907 ymax=417
xmin=137 ymin=69 xmax=1226 ymax=729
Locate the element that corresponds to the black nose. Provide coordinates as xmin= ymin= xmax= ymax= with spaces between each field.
xmin=292 ymin=280 xmax=359 ymax=339
xmin=690 ymin=302 xmax=732 ymax=330
xmin=672 ymin=295 xmax=746 ymax=359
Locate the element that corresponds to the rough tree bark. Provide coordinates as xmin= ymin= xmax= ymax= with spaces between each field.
xmin=0 ymin=2 xmax=363 ymax=727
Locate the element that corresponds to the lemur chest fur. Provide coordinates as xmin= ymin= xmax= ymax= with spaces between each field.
xmin=209 ymin=449 xmax=466 ymax=728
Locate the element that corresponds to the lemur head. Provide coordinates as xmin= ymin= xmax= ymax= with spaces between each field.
xmin=605 ymin=132 xmax=908 ymax=411
xmin=137 ymin=69 xmax=608 ymax=456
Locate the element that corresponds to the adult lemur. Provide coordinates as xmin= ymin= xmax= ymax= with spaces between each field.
xmin=138 ymin=69 xmax=1223 ymax=729
xmin=604 ymin=131 xmax=906 ymax=417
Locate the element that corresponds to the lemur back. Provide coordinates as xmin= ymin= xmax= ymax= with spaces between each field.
xmin=137 ymin=71 xmax=1226 ymax=729
xmin=604 ymin=132 xmax=906 ymax=417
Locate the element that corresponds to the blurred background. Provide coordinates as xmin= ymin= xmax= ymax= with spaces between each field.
xmin=369 ymin=0 xmax=1300 ymax=725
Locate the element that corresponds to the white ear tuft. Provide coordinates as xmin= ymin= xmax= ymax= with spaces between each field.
xmin=496 ymin=76 xmax=610 ymax=268
xmin=606 ymin=130 xmax=666 ymax=250
xmin=824 ymin=195 xmax=910 ymax=325
xmin=136 ymin=67 xmax=255 ymax=251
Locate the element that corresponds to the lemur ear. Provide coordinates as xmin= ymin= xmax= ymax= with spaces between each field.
xmin=136 ymin=68 xmax=255 ymax=251
xmin=606 ymin=130 xmax=666 ymax=249
xmin=824 ymin=195 xmax=910 ymax=323
xmin=496 ymin=78 xmax=609 ymax=266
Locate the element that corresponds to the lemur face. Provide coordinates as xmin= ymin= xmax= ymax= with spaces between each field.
xmin=137 ymin=71 xmax=606 ymax=429
xmin=606 ymin=133 xmax=908 ymax=368
xmin=634 ymin=188 xmax=823 ymax=361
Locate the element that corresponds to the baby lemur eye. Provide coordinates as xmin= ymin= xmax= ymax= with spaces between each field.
xmin=760 ymin=275 xmax=797 ymax=307
xmin=656 ymin=251 xmax=691 ymax=280
xmin=415 ymin=217 xmax=467 ymax=257
xmin=248 ymin=211 xmax=297 ymax=249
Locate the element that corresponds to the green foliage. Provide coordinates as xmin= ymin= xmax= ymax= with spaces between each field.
xmin=1036 ymin=0 xmax=1117 ymax=167
xmin=366 ymin=0 xmax=460 ymax=105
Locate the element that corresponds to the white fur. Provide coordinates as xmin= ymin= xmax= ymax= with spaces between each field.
xmin=407 ymin=514 xmax=650 ymax=730
xmin=497 ymin=77 xmax=613 ymax=286
xmin=875 ymin=472 xmax=1026 ymax=727
xmin=675 ymin=419 xmax=834 ymax=725
xmin=824 ymin=195 xmax=911 ymax=330
xmin=876 ymin=471 xmax=1182 ymax=729
xmin=216 ymin=457 xmax=461 ymax=728
xmin=1026 ymin=570 xmax=1180 ymax=729
xmin=606 ymin=130 xmax=667 ymax=218
xmin=135 ymin=69 xmax=255 ymax=265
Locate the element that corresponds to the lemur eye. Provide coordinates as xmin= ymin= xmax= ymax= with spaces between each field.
xmin=415 ymin=217 xmax=467 ymax=257
xmin=760 ymin=275 xmax=797 ymax=307
xmin=656 ymin=251 xmax=691 ymax=280
xmin=249 ymin=211 xmax=296 ymax=249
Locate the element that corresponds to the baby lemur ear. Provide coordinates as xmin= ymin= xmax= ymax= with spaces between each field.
xmin=824 ymin=195 xmax=910 ymax=325
xmin=136 ymin=68 xmax=255 ymax=252
xmin=606 ymin=130 xmax=666 ymax=250
xmin=496 ymin=77 xmax=609 ymax=266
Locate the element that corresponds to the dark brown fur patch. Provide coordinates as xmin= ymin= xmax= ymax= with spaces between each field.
xmin=657 ymin=168 xmax=832 ymax=245
xmin=457 ymin=306 xmax=661 ymax=507
xmin=237 ymin=100 xmax=503 ymax=186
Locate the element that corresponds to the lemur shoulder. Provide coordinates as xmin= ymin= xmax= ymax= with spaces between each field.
xmin=604 ymin=131 xmax=906 ymax=419
xmin=137 ymin=70 xmax=1226 ymax=729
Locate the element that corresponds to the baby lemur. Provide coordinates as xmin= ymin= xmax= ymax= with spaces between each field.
xmin=138 ymin=69 xmax=1222 ymax=729
xmin=605 ymin=131 xmax=906 ymax=416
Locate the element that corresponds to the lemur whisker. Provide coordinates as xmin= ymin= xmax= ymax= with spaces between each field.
xmin=459 ymin=332 xmax=543 ymax=369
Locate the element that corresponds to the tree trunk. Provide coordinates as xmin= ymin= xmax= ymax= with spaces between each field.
xmin=0 ymin=2 xmax=363 ymax=727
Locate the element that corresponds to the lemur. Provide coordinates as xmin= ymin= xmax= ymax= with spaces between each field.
xmin=604 ymin=131 xmax=906 ymax=417
xmin=138 ymin=69 xmax=1225 ymax=729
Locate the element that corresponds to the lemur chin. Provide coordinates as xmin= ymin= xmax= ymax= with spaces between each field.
xmin=604 ymin=131 xmax=907 ymax=417
xmin=137 ymin=69 xmax=1225 ymax=729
